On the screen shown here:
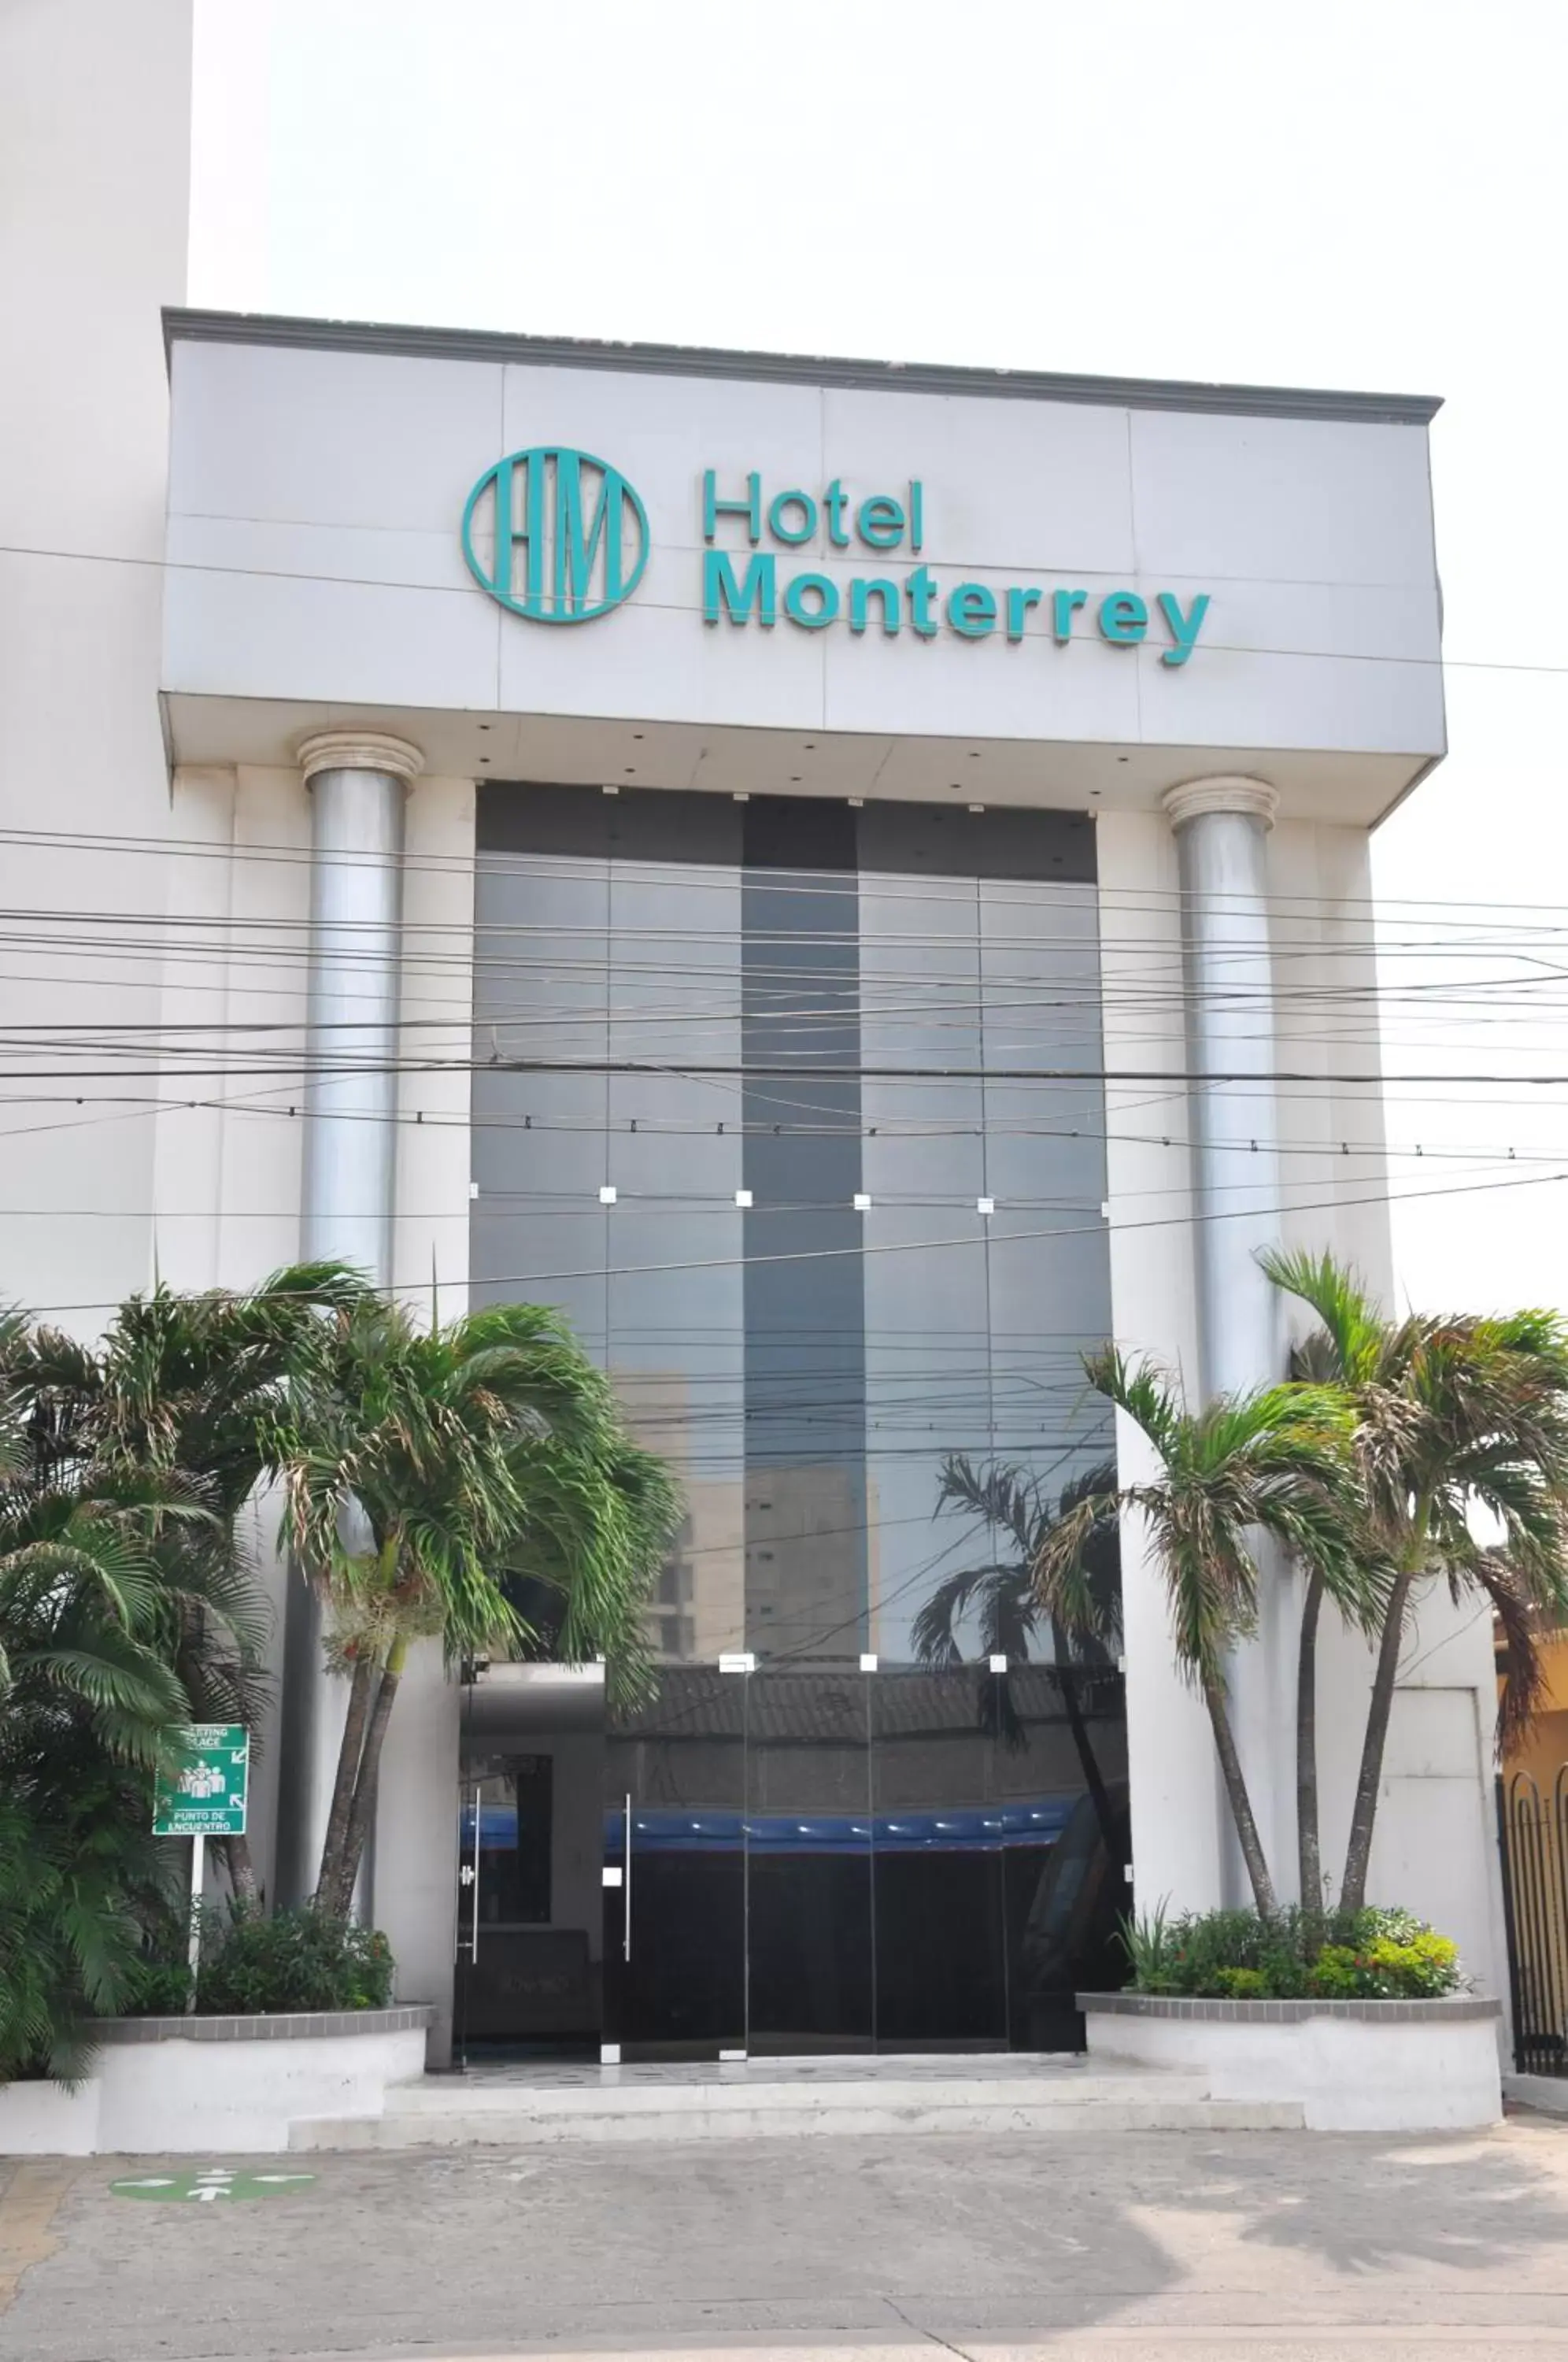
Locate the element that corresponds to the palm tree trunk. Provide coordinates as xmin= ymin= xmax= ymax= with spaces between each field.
xmin=1296 ymin=1566 xmax=1324 ymax=1915
xmin=316 ymin=1652 xmax=375 ymax=1909
xmin=224 ymin=1832 xmax=259 ymax=1907
xmin=1202 ymin=1675 xmax=1277 ymax=1916
xmin=1050 ymin=1633 xmax=1118 ymax=1853
xmin=1339 ymin=1564 xmax=1415 ymax=1914
xmin=331 ymin=1634 xmax=406 ymax=1918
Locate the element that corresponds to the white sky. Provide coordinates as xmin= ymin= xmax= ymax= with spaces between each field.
xmin=190 ymin=0 xmax=1568 ymax=1320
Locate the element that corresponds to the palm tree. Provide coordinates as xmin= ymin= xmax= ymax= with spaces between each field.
xmin=497 ymin=1422 xmax=682 ymax=1712
xmin=1032 ymin=1349 xmax=1364 ymax=1917
xmin=915 ymin=1455 xmax=1122 ymax=1845
xmin=7 ymin=1263 xmax=367 ymax=1901
xmin=1262 ymin=1248 xmax=1568 ymax=1912
xmin=271 ymin=1295 xmax=682 ymax=1919
xmin=0 ymin=1351 xmax=201 ymax=2079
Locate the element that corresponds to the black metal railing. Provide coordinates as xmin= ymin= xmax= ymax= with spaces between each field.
xmin=1498 ymin=1766 xmax=1568 ymax=2075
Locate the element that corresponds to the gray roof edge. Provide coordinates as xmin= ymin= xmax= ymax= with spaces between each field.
xmin=161 ymin=307 xmax=1444 ymax=426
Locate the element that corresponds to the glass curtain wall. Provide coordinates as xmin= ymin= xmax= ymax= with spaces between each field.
xmin=474 ymin=787 xmax=1127 ymax=2054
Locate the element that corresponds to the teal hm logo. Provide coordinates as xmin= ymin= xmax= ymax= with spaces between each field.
xmin=463 ymin=447 xmax=649 ymax=622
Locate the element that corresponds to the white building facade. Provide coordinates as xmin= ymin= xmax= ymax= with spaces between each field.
xmin=2 ymin=0 xmax=1503 ymax=2070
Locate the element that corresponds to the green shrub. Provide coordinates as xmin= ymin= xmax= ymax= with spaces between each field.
xmin=1212 ymin=1965 xmax=1269 ymax=1998
xmin=1117 ymin=1904 xmax=1463 ymax=2001
xmin=1307 ymin=1929 xmax=1459 ymax=2000
xmin=126 ymin=1904 xmax=394 ymax=2017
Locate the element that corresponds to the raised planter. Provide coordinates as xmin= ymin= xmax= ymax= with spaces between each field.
xmin=1079 ymin=1990 xmax=1503 ymax=2131
xmin=0 ymin=2005 xmax=433 ymax=2157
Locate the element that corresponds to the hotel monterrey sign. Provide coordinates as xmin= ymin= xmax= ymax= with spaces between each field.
xmin=462 ymin=447 xmax=1211 ymax=665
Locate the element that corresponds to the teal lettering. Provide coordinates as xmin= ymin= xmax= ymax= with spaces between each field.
xmin=849 ymin=578 xmax=900 ymax=635
xmin=704 ymin=469 xmax=761 ymax=543
xmin=825 ymin=479 xmax=850 ymax=546
xmin=492 ymin=457 xmax=519 ymax=604
xmin=910 ymin=480 xmax=924 ymax=552
xmin=1005 ymin=585 xmax=1044 ymax=642
xmin=1052 ymin=587 xmax=1089 ymax=642
xmin=1098 ymin=591 xmax=1148 ymax=645
xmin=768 ymin=490 xmax=817 ymax=544
xmin=948 ymin=583 xmax=997 ymax=638
xmin=1156 ymin=590 xmax=1211 ymax=667
xmin=857 ymin=494 xmax=905 ymax=549
xmin=784 ymin=571 xmax=839 ymax=628
xmin=553 ymin=450 xmax=619 ymax=614
xmin=906 ymin=565 xmax=939 ymax=638
xmin=703 ymin=549 xmax=777 ymax=626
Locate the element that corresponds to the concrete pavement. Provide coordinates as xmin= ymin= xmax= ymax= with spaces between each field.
xmin=3 ymin=2117 xmax=1568 ymax=2362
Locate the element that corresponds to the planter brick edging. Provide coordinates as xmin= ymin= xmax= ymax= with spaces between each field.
xmin=85 ymin=2005 xmax=435 ymax=2044
xmin=1078 ymin=1990 xmax=1500 ymax=2026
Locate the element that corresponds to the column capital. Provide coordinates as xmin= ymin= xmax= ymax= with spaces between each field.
xmin=296 ymin=729 xmax=424 ymax=787
xmin=1162 ymin=775 xmax=1278 ymax=831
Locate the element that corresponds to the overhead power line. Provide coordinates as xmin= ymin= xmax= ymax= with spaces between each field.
xmin=13 ymin=1155 xmax=1568 ymax=1323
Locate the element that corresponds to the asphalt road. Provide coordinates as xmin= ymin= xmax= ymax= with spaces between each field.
xmin=4 ymin=2119 xmax=1568 ymax=2362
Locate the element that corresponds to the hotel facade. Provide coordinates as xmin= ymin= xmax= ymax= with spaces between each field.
xmin=2 ymin=0 xmax=1505 ymax=2068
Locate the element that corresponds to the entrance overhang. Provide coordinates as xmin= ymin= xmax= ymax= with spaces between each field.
xmin=161 ymin=694 xmax=1432 ymax=831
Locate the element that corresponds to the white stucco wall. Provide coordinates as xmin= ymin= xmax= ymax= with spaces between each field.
xmin=1084 ymin=2001 xmax=1502 ymax=2132
xmin=0 ymin=2023 xmax=427 ymax=2157
xmin=0 ymin=0 xmax=192 ymax=1335
xmin=1096 ymin=808 xmax=1503 ymax=1994
xmin=149 ymin=759 xmax=478 ymax=2015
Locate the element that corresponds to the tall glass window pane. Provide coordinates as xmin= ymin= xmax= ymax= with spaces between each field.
xmin=606 ymin=805 xmax=746 ymax=1663
xmin=741 ymin=802 xmax=867 ymax=1660
xmin=858 ymin=829 xmax=991 ymax=1665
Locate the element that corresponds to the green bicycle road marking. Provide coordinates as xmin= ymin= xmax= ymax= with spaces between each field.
xmin=109 ymin=2168 xmax=316 ymax=2203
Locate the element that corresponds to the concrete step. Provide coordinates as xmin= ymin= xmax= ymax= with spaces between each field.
xmin=290 ymin=2069 xmax=1303 ymax=2147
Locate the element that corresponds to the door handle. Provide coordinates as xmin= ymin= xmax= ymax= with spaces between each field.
xmin=469 ymin=1783 xmax=482 ymax=1960
xmin=623 ymin=1791 xmax=633 ymax=1963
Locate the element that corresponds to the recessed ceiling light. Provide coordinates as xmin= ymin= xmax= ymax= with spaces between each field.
xmin=968 ymin=750 xmax=980 ymax=758
xmin=625 ymin=767 xmax=635 ymax=774
xmin=478 ymin=723 xmax=491 ymax=732
xmin=632 ymin=732 xmax=644 ymax=741
xmin=848 ymin=796 xmax=864 ymax=809
xmin=968 ymin=803 xmax=984 ymax=814
xmin=790 ymin=776 xmax=801 ymax=783
xmin=803 ymin=742 xmax=815 ymax=750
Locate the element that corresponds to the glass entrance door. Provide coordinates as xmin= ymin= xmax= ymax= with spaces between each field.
xmin=602 ymin=1664 xmax=747 ymax=2059
xmin=598 ymin=1657 xmax=1130 ymax=2060
xmin=746 ymin=1664 xmax=872 ymax=2053
xmin=453 ymin=1670 xmax=607 ymax=2065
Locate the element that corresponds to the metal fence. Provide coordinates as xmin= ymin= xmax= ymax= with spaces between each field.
xmin=1498 ymin=1766 xmax=1568 ymax=2075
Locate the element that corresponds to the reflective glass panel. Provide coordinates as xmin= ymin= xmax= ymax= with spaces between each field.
xmin=745 ymin=1666 xmax=873 ymax=2051
xmin=602 ymin=1667 xmax=746 ymax=2057
xmin=871 ymin=1667 xmax=1007 ymax=2048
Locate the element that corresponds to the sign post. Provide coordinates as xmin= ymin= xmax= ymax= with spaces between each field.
xmin=153 ymin=1725 xmax=250 ymax=2012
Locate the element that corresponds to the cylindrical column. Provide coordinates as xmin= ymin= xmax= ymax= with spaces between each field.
xmin=298 ymin=732 xmax=422 ymax=1278
xmin=1163 ymin=776 xmax=1295 ymax=1904
xmin=276 ymin=730 xmax=422 ymax=1908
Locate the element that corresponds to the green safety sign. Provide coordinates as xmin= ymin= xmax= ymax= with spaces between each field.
xmin=152 ymin=1723 xmax=250 ymax=1838
xmin=110 ymin=2168 xmax=315 ymax=2204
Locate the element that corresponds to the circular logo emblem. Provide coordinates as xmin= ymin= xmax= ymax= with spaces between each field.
xmin=462 ymin=446 xmax=649 ymax=623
